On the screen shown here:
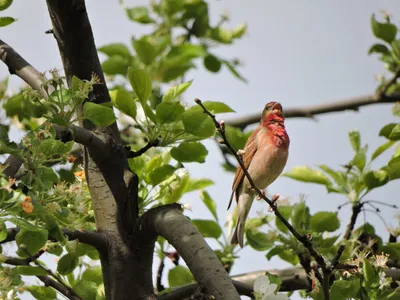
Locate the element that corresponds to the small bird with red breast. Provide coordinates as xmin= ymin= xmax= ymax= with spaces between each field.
xmin=229 ymin=102 xmax=290 ymax=247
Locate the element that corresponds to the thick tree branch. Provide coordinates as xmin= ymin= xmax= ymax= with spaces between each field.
xmin=1 ymin=227 xmax=107 ymax=252
xmin=0 ymin=39 xmax=47 ymax=98
xmin=227 ymin=93 xmax=400 ymax=128
xmin=159 ymin=280 xmax=253 ymax=300
xmin=137 ymin=204 xmax=240 ymax=300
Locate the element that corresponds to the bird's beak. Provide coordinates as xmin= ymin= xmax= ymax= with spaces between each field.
xmin=271 ymin=103 xmax=282 ymax=114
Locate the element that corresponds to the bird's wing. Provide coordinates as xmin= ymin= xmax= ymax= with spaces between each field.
xmin=228 ymin=127 xmax=260 ymax=209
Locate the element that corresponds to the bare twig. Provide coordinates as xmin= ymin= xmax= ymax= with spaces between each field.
xmin=195 ymin=98 xmax=328 ymax=276
xmin=331 ymin=202 xmax=363 ymax=269
xmin=227 ymin=93 xmax=400 ymax=128
xmin=126 ymin=139 xmax=160 ymax=158
xmin=156 ymin=257 xmax=165 ymax=292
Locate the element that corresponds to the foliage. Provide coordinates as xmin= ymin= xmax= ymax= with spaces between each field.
xmin=0 ymin=3 xmax=399 ymax=300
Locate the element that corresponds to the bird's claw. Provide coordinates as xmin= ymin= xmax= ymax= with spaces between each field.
xmin=237 ymin=149 xmax=246 ymax=156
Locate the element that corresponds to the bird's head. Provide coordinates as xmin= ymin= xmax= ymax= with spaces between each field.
xmin=261 ymin=101 xmax=285 ymax=125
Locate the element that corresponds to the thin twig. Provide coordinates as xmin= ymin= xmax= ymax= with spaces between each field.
xmin=331 ymin=202 xmax=363 ymax=269
xmin=195 ymin=98 xmax=327 ymax=276
xmin=126 ymin=139 xmax=160 ymax=158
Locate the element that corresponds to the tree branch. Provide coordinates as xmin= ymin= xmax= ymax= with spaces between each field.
xmin=227 ymin=93 xmax=400 ymax=128
xmin=158 ymin=280 xmax=253 ymax=300
xmin=331 ymin=202 xmax=363 ymax=269
xmin=137 ymin=204 xmax=240 ymax=300
xmin=4 ymin=254 xmax=83 ymax=300
xmin=0 ymin=39 xmax=47 ymax=98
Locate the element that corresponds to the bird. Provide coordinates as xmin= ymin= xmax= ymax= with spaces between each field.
xmin=229 ymin=102 xmax=290 ymax=247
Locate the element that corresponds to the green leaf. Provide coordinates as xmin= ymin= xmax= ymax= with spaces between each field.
xmin=348 ymin=130 xmax=361 ymax=152
xmin=222 ymin=60 xmax=247 ymax=83
xmin=384 ymin=156 xmax=400 ymax=180
xmin=379 ymin=123 xmax=397 ymax=138
xmin=0 ymin=16 xmax=16 ymax=27
xmin=225 ymin=125 xmax=251 ymax=150
xmin=350 ymin=146 xmax=367 ymax=172
xmin=161 ymin=169 xmax=189 ymax=204
xmin=291 ymin=201 xmax=310 ymax=231
xmin=278 ymin=248 xmax=299 ymax=265
xmin=200 ymin=190 xmax=217 ymax=220
xmin=246 ymin=229 xmax=274 ymax=251
xmin=330 ymin=278 xmax=360 ymax=300
xmin=0 ymin=222 xmax=7 ymax=242
xmin=132 ymin=38 xmax=157 ymax=65
xmin=36 ymin=166 xmax=59 ymax=189
xmin=98 ymin=43 xmax=131 ymax=59
xmin=128 ymin=67 xmax=152 ymax=104
xmin=160 ymin=0 xmax=185 ymax=14
xmin=142 ymin=103 xmax=157 ymax=122
xmin=371 ymin=140 xmax=395 ymax=161
xmin=126 ymin=6 xmax=154 ymax=23
xmin=26 ymin=285 xmax=57 ymax=300
xmin=73 ymin=280 xmax=97 ymax=300
xmin=232 ymin=24 xmax=247 ymax=38
xmin=38 ymin=140 xmax=73 ymax=157
xmin=182 ymin=108 xmax=215 ymax=138
xmin=368 ymin=43 xmax=390 ymax=55
xmin=82 ymin=266 xmax=103 ymax=285
xmin=185 ymin=178 xmax=214 ymax=193
xmin=200 ymin=101 xmax=235 ymax=114
xmin=16 ymin=228 xmax=48 ymax=256
xmin=110 ymin=89 xmax=137 ymax=118
xmin=318 ymin=165 xmax=345 ymax=187
xmin=265 ymin=271 xmax=281 ymax=293
xmin=211 ymin=27 xmax=233 ymax=44
xmin=0 ymin=0 xmax=13 ymax=11
xmin=310 ymin=212 xmax=340 ymax=232
xmin=57 ymin=253 xmax=79 ymax=275
xmin=168 ymin=265 xmax=194 ymax=287
xmin=381 ymin=242 xmax=400 ymax=259
xmin=275 ymin=206 xmax=292 ymax=233
xmin=162 ymin=80 xmax=193 ymax=102
xmin=83 ymin=102 xmax=116 ymax=127
xmin=146 ymin=165 xmax=176 ymax=185
xmin=171 ymin=142 xmax=208 ymax=163
xmin=96 ymin=284 xmax=106 ymax=300
xmin=192 ymin=219 xmax=222 ymax=239
xmin=13 ymin=266 xmax=48 ymax=276
xmin=363 ymin=258 xmax=378 ymax=290
xmin=371 ymin=15 xmax=397 ymax=43
xmin=204 ymin=55 xmax=221 ymax=72
xmin=364 ymin=170 xmax=389 ymax=189
xmin=101 ymin=56 xmax=129 ymax=75
xmin=266 ymin=246 xmax=284 ymax=260
xmin=284 ymin=166 xmax=332 ymax=185
xmin=156 ymin=102 xmax=185 ymax=124
xmin=388 ymin=124 xmax=400 ymax=140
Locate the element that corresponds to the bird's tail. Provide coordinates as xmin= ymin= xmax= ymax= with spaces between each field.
xmin=230 ymin=193 xmax=254 ymax=248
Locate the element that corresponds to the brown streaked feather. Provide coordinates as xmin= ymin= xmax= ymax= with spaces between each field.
xmin=227 ymin=127 xmax=260 ymax=209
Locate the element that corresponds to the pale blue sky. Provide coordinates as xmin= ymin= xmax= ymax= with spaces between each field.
xmin=1 ymin=1 xmax=400 ymax=299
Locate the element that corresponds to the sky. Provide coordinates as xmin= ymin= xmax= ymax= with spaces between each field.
xmin=1 ymin=1 xmax=400 ymax=299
